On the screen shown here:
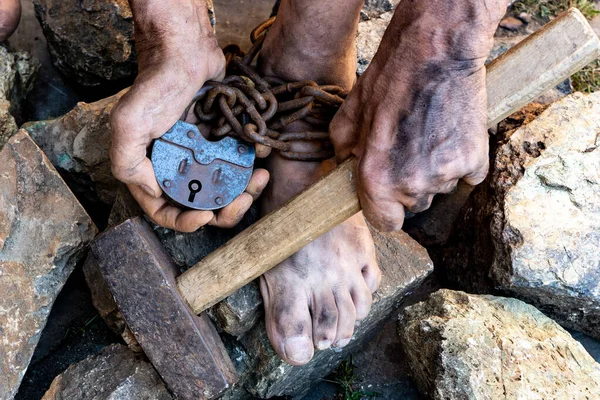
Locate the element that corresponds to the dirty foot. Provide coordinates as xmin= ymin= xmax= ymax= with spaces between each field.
xmin=257 ymin=0 xmax=381 ymax=366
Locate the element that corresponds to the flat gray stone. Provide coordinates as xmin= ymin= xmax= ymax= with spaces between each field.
xmin=399 ymin=290 xmax=600 ymax=400
xmin=0 ymin=130 xmax=96 ymax=400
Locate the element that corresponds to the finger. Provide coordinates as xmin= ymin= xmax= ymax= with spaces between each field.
xmin=462 ymin=157 xmax=489 ymax=186
xmin=245 ymin=168 xmax=270 ymax=200
xmin=356 ymin=159 xmax=406 ymax=232
xmin=329 ymin=102 xmax=360 ymax=162
xmin=255 ymin=144 xmax=272 ymax=158
xmin=360 ymin=190 xmax=406 ymax=232
xmin=110 ymin=104 xmax=162 ymax=198
xmin=403 ymin=193 xmax=434 ymax=214
xmin=128 ymin=184 xmax=214 ymax=232
xmin=209 ymin=192 xmax=253 ymax=228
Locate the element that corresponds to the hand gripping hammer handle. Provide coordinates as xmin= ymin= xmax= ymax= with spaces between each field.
xmin=176 ymin=8 xmax=600 ymax=315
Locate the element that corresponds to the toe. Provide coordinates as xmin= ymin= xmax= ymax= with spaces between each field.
xmin=260 ymin=276 xmax=314 ymax=365
xmin=311 ymin=289 xmax=339 ymax=350
xmin=333 ymin=289 xmax=356 ymax=348
xmin=362 ymin=262 xmax=382 ymax=294
xmin=350 ymin=279 xmax=373 ymax=321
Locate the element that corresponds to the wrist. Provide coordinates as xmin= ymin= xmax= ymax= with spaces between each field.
xmin=386 ymin=0 xmax=508 ymax=67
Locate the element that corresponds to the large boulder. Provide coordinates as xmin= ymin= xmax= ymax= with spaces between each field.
xmin=398 ymin=289 xmax=600 ymax=400
xmin=0 ymin=130 xmax=96 ymax=400
xmin=24 ymin=91 xmax=125 ymax=205
xmin=443 ymin=92 xmax=600 ymax=339
xmin=42 ymin=344 xmax=172 ymax=400
xmin=32 ymin=0 xmax=215 ymax=87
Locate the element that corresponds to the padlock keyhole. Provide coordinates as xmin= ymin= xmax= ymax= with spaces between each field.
xmin=188 ymin=180 xmax=202 ymax=203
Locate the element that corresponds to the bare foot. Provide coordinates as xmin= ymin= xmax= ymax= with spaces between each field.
xmin=257 ymin=0 xmax=381 ymax=366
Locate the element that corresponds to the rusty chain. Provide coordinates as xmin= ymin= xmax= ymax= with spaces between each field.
xmin=190 ymin=17 xmax=347 ymax=161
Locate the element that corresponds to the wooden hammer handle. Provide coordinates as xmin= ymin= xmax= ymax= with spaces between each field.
xmin=177 ymin=8 xmax=600 ymax=314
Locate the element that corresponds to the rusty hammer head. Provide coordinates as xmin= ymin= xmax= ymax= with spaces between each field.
xmin=90 ymin=217 xmax=237 ymax=400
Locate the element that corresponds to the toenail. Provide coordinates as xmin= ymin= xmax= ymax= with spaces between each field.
xmin=316 ymin=340 xmax=332 ymax=350
xmin=334 ymin=338 xmax=351 ymax=348
xmin=283 ymin=336 xmax=313 ymax=364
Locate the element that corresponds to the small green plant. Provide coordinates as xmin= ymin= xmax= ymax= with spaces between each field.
xmin=572 ymin=60 xmax=600 ymax=93
xmin=325 ymin=357 xmax=381 ymax=400
xmin=513 ymin=0 xmax=600 ymax=92
xmin=513 ymin=0 xmax=600 ymax=22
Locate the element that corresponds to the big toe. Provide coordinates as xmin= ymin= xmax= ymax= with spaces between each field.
xmin=260 ymin=277 xmax=314 ymax=365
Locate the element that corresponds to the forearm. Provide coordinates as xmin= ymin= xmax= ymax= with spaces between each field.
xmin=128 ymin=0 xmax=217 ymax=59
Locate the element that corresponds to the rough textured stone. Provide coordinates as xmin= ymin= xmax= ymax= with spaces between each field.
xmin=41 ymin=344 xmax=172 ymax=400
xmin=32 ymin=0 xmax=215 ymax=87
xmin=398 ymin=290 xmax=600 ymax=400
xmin=24 ymin=91 xmax=124 ymax=205
xmin=223 ymin=229 xmax=433 ymax=399
xmin=0 ymin=130 xmax=97 ymax=400
xmin=356 ymin=11 xmax=392 ymax=75
xmin=0 ymin=45 xmax=39 ymax=147
xmin=443 ymin=92 xmax=600 ymax=339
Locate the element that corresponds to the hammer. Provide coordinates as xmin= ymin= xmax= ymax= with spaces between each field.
xmin=91 ymin=9 xmax=599 ymax=400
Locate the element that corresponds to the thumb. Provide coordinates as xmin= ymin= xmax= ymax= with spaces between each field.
xmin=112 ymin=154 xmax=162 ymax=198
xmin=110 ymin=102 xmax=162 ymax=198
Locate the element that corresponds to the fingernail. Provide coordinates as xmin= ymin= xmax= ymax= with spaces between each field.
xmin=141 ymin=184 xmax=157 ymax=198
xmin=283 ymin=336 xmax=313 ymax=364
xmin=316 ymin=340 xmax=332 ymax=350
xmin=334 ymin=338 xmax=351 ymax=348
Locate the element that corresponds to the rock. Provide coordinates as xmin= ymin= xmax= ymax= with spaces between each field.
xmin=361 ymin=0 xmax=399 ymax=18
xmin=106 ymin=185 xmax=143 ymax=228
xmin=0 ymin=130 xmax=96 ymax=400
xmin=24 ymin=91 xmax=125 ymax=205
xmin=0 ymin=99 xmax=17 ymax=147
xmin=398 ymin=290 xmax=600 ymax=400
xmin=0 ymin=45 xmax=39 ymax=147
xmin=41 ymin=344 xmax=172 ymax=400
xmin=32 ymin=0 xmax=215 ymax=87
xmin=207 ymin=281 xmax=263 ymax=337
xmin=356 ymin=11 xmax=392 ymax=75
xmin=225 ymin=229 xmax=433 ymax=399
xmin=442 ymin=92 xmax=600 ymax=339
xmin=499 ymin=16 xmax=524 ymax=31
xmin=32 ymin=0 xmax=135 ymax=87
xmin=518 ymin=12 xmax=532 ymax=24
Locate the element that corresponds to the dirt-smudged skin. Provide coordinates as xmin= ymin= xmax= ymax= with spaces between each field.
xmin=0 ymin=0 xmax=21 ymax=41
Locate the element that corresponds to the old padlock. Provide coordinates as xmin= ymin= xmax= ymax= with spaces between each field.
xmin=151 ymin=120 xmax=255 ymax=211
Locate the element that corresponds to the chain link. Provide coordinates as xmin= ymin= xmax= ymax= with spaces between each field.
xmin=191 ymin=17 xmax=346 ymax=161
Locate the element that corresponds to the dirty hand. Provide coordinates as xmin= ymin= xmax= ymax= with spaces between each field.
xmin=110 ymin=0 xmax=269 ymax=232
xmin=330 ymin=0 xmax=507 ymax=232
